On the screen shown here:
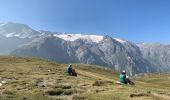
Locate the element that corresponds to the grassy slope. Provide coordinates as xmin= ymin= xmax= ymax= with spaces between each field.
xmin=0 ymin=56 xmax=169 ymax=100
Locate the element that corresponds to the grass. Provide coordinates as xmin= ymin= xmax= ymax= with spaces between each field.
xmin=0 ymin=56 xmax=169 ymax=100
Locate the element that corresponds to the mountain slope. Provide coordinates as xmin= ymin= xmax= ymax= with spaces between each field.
xmin=11 ymin=35 xmax=153 ymax=75
xmin=0 ymin=56 xmax=170 ymax=100
xmin=138 ymin=43 xmax=170 ymax=72
xmin=0 ymin=35 xmax=31 ymax=54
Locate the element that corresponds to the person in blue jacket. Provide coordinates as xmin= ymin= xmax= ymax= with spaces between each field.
xmin=66 ymin=64 xmax=73 ymax=75
xmin=66 ymin=64 xmax=77 ymax=76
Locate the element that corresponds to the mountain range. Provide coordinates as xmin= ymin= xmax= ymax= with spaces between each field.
xmin=0 ymin=22 xmax=170 ymax=75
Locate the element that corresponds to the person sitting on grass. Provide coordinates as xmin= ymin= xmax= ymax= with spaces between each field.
xmin=119 ymin=70 xmax=134 ymax=85
xmin=66 ymin=64 xmax=77 ymax=77
xmin=66 ymin=64 xmax=73 ymax=75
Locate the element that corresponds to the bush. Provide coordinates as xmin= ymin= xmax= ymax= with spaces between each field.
xmin=45 ymin=88 xmax=64 ymax=96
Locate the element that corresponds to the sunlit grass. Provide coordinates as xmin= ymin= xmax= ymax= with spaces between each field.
xmin=0 ymin=56 xmax=169 ymax=100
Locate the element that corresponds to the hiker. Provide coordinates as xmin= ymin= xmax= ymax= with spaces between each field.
xmin=66 ymin=64 xmax=73 ymax=75
xmin=119 ymin=70 xmax=134 ymax=85
xmin=66 ymin=64 xmax=77 ymax=77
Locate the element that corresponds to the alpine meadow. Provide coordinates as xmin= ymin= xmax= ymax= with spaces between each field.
xmin=0 ymin=0 xmax=170 ymax=100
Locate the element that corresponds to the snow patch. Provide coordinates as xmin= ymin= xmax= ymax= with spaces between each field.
xmin=54 ymin=33 xmax=104 ymax=43
xmin=114 ymin=38 xmax=126 ymax=43
xmin=0 ymin=23 xmax=6 ymax=27
xmin=5 ymin=32 xmax=17 ymax=37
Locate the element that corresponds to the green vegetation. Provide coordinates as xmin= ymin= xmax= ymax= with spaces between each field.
xmin=0 ymin=56 xmax=169 ymax=100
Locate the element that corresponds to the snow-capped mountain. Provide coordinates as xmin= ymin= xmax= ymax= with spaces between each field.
xmin=0 ymin=22 xmax=125 ymax=43
xmin=1 ymin=22 xmax=170 ymax=75
xmin=0 ymin=22 xmax=44 ymax=54
xmin=0 ymin=22 xmax=41 ymax=38
xmin=0 ymin=22 xmax=127 ymax=44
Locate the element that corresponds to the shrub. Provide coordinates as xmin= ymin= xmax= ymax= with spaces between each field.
xmin=45 ymin=88 xmax=64 ymax=96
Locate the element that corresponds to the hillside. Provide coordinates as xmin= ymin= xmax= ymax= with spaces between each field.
xmin=0 ymin=56 xmax=170 ymax=100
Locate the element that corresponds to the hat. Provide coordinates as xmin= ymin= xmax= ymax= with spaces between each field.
xmin=69 ymin=64 xmax=72 ymax=67
xmin=122 ymin=70 xmax=126 ymax=74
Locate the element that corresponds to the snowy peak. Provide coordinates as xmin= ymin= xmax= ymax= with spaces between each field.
xmin=0 ymin=23 xmax=6 ymax=27
xmin=1 ymin=22 xmax=104 ymax=42
xmin=114 ymin=38 xmax=127 ymax=43
xmin=0 ymin=22 xmax=41 ymax=38
xmin=0 ymin=22 xmax=128 ymax=44
xmin=53 ymin=33 xmax=104 ymax=43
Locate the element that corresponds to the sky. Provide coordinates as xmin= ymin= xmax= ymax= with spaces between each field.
xmin=0 ymin=0 xmax=170 ymax=43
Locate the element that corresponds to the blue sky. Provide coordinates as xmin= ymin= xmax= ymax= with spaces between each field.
xmin=0 ymin=0 xmax=170 ymax=43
